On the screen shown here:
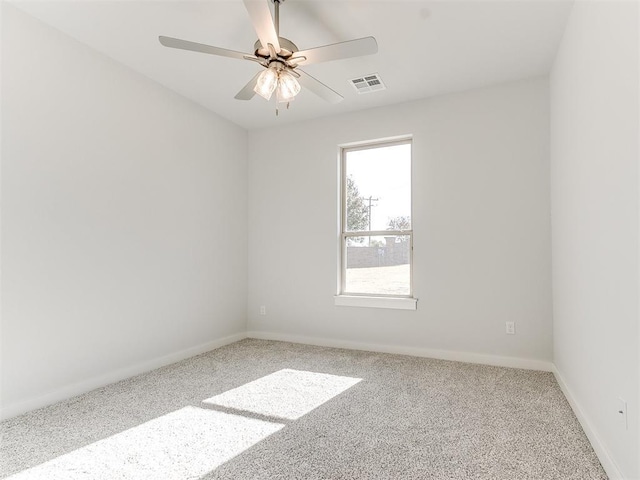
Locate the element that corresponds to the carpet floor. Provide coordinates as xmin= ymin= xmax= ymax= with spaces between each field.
xmin=1 ymin=339 xmax=606 ymax=479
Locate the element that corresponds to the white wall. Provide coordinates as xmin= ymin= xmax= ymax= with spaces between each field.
xmin=550 ymin=1 xmax=639 ymax=478
xmin=0 ymin=6 xmax=248 ymax=418
xmin=247 ymin=77 xmax=552 ymax=368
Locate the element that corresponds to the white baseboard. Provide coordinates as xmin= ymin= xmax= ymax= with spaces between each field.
xmin=0 ymin=332 xmax=247 ymax=421
xmin=552 ymin=366 xmax=624 ymax=480
xmin=246 ymin=330 xmax=553 ymax=372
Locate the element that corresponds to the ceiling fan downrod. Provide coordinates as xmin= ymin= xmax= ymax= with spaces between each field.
xmin=273 ymin=0 xmax=281 ymax=39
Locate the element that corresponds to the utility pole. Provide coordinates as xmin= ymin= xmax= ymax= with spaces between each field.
xmin=367 ymin=196 xmax=379 ymax=246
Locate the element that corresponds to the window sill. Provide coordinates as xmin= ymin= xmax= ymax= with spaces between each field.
xmin=334 ymin=295 xmax=417 ymax=310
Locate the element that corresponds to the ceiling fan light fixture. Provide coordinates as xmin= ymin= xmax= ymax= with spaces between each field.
xmin=276 ymin=70 xmax=301 ymax=103
xmin=276 ymin=86 xmax=295 ymax=104
xmin=254 ymin=67 xmax=278 ymax=100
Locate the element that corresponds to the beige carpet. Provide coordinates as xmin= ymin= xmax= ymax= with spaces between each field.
xmin=0 ymin=339 xmax=606 ymax=479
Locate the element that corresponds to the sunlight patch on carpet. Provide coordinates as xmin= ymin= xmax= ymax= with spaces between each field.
xmin=203 ymin=369 xmax=362 ymax=420
xmin=5 ymin=406 xmax=283 ymax=480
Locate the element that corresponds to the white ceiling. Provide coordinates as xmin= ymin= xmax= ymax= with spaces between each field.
xmin=11 ymin=0 xmax=573 ymax=130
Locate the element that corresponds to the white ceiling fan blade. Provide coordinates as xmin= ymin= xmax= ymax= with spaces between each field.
xmin=159 ymin=36 xmax=249 ymax=60
xmin=242 ymin=0 xmax=281 ymax=52
xmin=234 ymin=71 xmax=262 ymax=100
xmin=296 ymin=37 xmax=378 ymax=65
xmin=297 ymin=70 xmax=343 ymax=104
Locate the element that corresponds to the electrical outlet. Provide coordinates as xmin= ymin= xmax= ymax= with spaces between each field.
xmin=259 ymin=306 xmax=266 ymax=316
xmin=617 ymin=398 xmax=628 ymax=430
xmin=505 ymin=321 xmax=515 ymax=335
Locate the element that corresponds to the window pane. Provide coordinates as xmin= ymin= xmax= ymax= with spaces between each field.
xmin=344 ymin=235 xmax=410 ymax=296
xmin=345 ymin=143 xmax=411 ymax=232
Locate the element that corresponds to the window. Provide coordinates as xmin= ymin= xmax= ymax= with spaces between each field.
xmin=337 ymin=138 xmax=416 ymax=309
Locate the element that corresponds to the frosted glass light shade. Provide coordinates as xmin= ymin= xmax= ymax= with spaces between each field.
xmin=276 ymin=70 xmax=301 ymax=103
xmin=254 ymin=67 xmax=278 ymax=100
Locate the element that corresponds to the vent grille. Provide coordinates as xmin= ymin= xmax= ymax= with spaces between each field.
xmin=349 ymin=73 xmax=386 ymax=94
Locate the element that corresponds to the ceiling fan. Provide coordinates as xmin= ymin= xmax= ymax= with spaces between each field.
xmin=159 ymin=0 xmax=378 ymax=112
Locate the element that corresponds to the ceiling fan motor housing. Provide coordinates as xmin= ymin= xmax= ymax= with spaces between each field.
xmin=254 ymin=37 xmax=298 ymax=60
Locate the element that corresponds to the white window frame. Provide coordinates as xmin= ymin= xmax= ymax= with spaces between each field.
xmin=335 ymin=138 xmax=417 ymax=310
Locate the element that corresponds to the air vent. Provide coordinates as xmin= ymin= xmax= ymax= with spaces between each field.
xmin=349 ymin=73 xmax=386 ymax=94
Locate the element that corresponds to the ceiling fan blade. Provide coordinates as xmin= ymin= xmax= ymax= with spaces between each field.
xmin=159 ymin=36 xmax=249 ymax=60
xmin=242 ymin=0 xmax=281 ymax=52
xmin=234 ymin=71 xmax=262 ymax=100
xmin=297 ymin=70 xmax=343 ymax=104
xmin=296 ymin=37 xmax=378 ymax=65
